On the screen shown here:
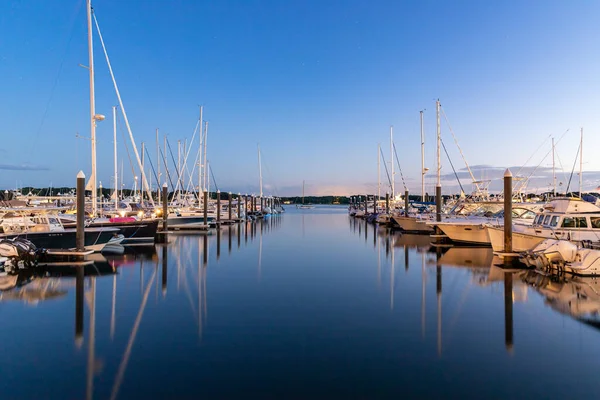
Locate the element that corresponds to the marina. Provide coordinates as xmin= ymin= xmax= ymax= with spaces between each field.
xmin=3 ymin=0 xmax=600 ymax=398
xmin=2 ymin=207 xmax=600 ymax=399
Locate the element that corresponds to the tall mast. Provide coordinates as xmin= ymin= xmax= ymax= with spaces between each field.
xmin=552 ymin=137 xmax=556 ymax=196
xmin=420 ymin=110 xmax=425 ymax=201
xmin=87 ymin=0 xmax=97 ymax=215
xmin=302 ymin=180 xmax=305 ymax=204
xmin=436 ymin=100 xmax=442 ymax=222
xmin=436 ymin=101 xmax=441 ymax=189
xmin=198 ymin=106 xmax=203 ymax=197
xmin=203 ymin=121 xmax=209 ymax=192
xmin=156 ymin=128 xmax=160 ymax=204
xmin=258 ymin=144 xmax=263 ymax=198
xmin=579 ymin=127 xmax=583 ymax=196
xmin=377 ymin=143 xmax=381 ymax=202
xmin=390 ymin=126 xmax=395 ymax=199
xmin=141 ymin=142 xmax=145 ymax=203
xmin=113 ymin=106 xmax=118 ymax=211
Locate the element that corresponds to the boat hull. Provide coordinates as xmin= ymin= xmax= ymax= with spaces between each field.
xmin=437 ymin=223 xmax=491 ymax=246
xmin=487 ymin=226 xmax=545 ymax=253
xmin=392 ymin=215 xmax=434 ymax=233
xmin=0 ymin=227 xmax=120 ymax=252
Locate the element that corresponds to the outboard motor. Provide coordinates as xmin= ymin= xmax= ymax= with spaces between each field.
xmin=0 ymin=238 xmax=40 ymax=270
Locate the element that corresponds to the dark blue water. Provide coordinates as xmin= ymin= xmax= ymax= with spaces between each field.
xmin=2 ymin=206 xmax=600 ymax=399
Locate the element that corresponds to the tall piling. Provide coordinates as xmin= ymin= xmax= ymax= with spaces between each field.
xmin=237 ymin=193 xmax=242 ymax=221
xmin=405 ymin=190 xmax=409 ymax=216
xmin=162 ymin=183 xmax=168 ymax=231
xmin=504 ymin=169 xmax=513 ymax=264
xmin=386 ymin=193 xmax=389 ymax=214
xmin=217 ymin=190 xmax=221 ymax=228
xmin=76 ymin=171 xmax=85 ymax=251
xmin=228 ymin=192 xmax=232 ymax=221
xmin=436 ymin=185 xmax=442 ymax=223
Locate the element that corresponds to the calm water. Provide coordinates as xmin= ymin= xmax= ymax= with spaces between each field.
xmin=2 ymin=206 xmax=600 ymax=399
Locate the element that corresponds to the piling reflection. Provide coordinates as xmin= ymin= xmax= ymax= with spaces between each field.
xmin=349 ymin=216 xmax=600 ymax=357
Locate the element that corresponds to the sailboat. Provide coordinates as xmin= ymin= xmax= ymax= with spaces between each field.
xmin=296 ymin=181 xmax=314 ymax=209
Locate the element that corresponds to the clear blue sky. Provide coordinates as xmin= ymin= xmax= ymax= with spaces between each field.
xmin=1 ymin=0 xmax=599 ymax=196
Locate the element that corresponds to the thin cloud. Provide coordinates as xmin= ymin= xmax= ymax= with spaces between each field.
xmin=0 ymin=163 xmax=50 ymax=171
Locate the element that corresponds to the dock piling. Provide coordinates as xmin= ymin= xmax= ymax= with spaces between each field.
xmin=76 ymin=171 xmax=85 ymax=251
xmin=217 ymin=190 xmax=221 ymax=228
xmin=162 ymin=183 xmax=168 ymax=231
xmin=228 ymin=192 xmax=232 ymax=221
xmin=504 ymin=169 xmax=513 ymax=265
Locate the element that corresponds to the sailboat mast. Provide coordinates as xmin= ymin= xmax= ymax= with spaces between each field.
xmin=377 ymin=143 xmax=381 ymax=202
xmin=302 ymin=180 xmax=305 ymax=204
xmin=141 ymin=142 xmax=145 ymax=203
xmin=87 ymin=0 xmax=97 ymax=215
xmin=156 ymin=128 xmax=160 ymax=204
xmin=436 ymin=101 xmax=441 ymax=188
xmin=420 ymin=110 xmax=425 ymax=201
xmin=579 ymin=127 xmax=583 ymax=196
xmin=436 ymin=99 xmax=441 ymax=222
xmin=198 ymin=106 xmax=203 ymax=197
xmin=113 ymin=106 xmax=118 ymax=211
xmin=203 ymin=121 xmax=209 ymax=192
xmin=390 ymin=126 xmax=394 ymax=199
xmin=258 ymin=144 xmax=263 ymax=198
xmin=552 ymin=137 xmax=556 ymax=196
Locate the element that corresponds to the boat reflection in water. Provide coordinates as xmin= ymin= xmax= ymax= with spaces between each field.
xmin=522 ymin=270 xmax=600 ymax=329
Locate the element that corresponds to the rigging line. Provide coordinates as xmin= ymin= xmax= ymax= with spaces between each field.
xmin=441 ymin=138 xmax=465 ymax=194
xmin=166 ymin=137 xmax=184 ymax=196
xmin=143 ymin=146 xmax=160 ymax=190
xmin=565 ymin=140 xmax=581 ymax=194
xmin=178 ymin=119 xmax=200 ymax=197
xmin=440 ymin=106 xmax=480 ymax=193
xmin=159 ymin=147 xmax=176 ymax=194
xmin=521 ymin=129 xmax=570 ymax=188
xmin=118 ymin=115 xmax=136 ymax=181
xmin=392 ymin=143 xmax=408 ymax=192
xmin=209 ymin=163 xmax=219 ymax=192
xmin=379 ymin=148 xmax=392 ymax=188
xmin=93 ymin=11 xmax=154 ymax=208
xmin=31 ymin=0 xmax=84 ymax=152
xmin=515 ymin=133 xmax=552 ymax=178
xmin=554 ymin=150 xmax=568 ymax=191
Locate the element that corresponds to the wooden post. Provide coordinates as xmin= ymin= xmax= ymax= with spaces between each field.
xmin=162 ymin=183 xmax=168 ymax=231
xmin=373 ymin=194 xmax=377 ymax=214
xmin=237 ymin=193 xmax=242 ymax=221
xmin=504 ymin=169 xmax=513 ymax=264
xmin=76 ymin=171 xmax=85 ymax=251
xmin=436 ymin=185 xmax=442 ymax=222
xmin=386 ymin=193 xmax=389 ymax=214
xmin=217 ymin=190 xmax=221 ymax=227
xmin=228 ymin=192 xmax=232 ymax=221
xmin=405 ymin=190 xmax=409 ymax=216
